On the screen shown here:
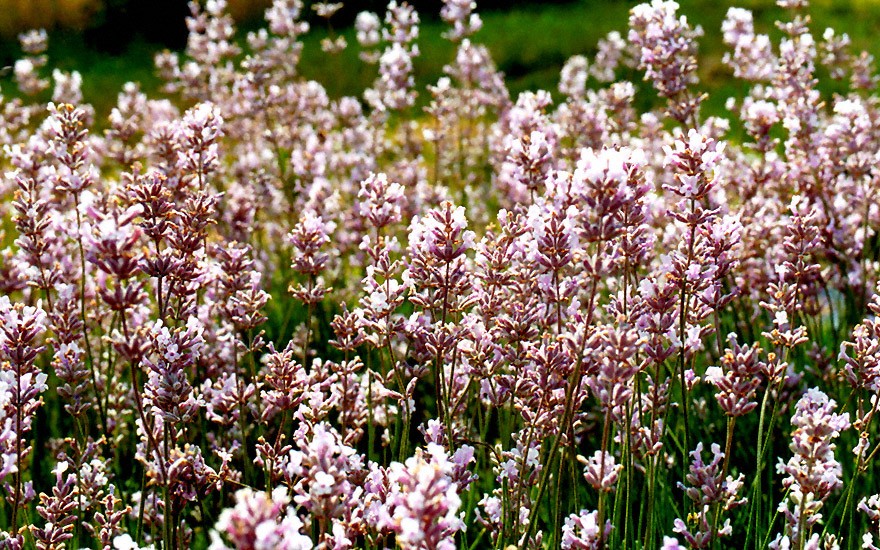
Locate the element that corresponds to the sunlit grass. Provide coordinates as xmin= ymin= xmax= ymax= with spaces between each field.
xmin=2 ymin=0 xmax=880 ymax=122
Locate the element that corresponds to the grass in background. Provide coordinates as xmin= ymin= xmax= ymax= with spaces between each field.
xmin=2 ymin=0 xmax=880 ymax=123
xmin=296 ymin=1 xmax=633 ymax=101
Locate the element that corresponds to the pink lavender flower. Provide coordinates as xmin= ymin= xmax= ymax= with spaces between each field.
xmin=407 ymin=200 xmax=475 ymax=314
xmin=29 ymin=462 xmax=77 ymax=550
xmin=164 ymin=444 xmax=219 ymax=507
xmin=45 ymin=102 xmax=97 ymax=194
xmin=586 ymin=324 xmax=640 ymax=417
xmin=561 ymin=509 xmax=611 ymax=549
xmin=211 ymin=487 xmax=313 ymax=550
xmin=662 ymin=129 xmax=725 ymax=201
xmin=142 ymin=318 xmax=205 ymax=425
xmin=366 ymin=1 xmax=420 ymax=113
xmin=176 ymin=102 xmax=224 ymax=187
xmin=441 ymin=0 xmax=482 ymax=42
xmin=629 ymin=0 xmax=704 ymax=123
xmin=259 ymin=343 xmax=309 ymax=422
xmin=559 ymin=56 xmax=589 ymax=99
xmin=860 ymin=495 xmax=880 ymax=549
xmin=674 ymin=442 xmax=746 ymax=548
xmin=662 ymin=536 xmax=687 ymax=549
xmin=591 ymin=31 xmax=626 ymax=82
xmin=721 ymin=8 xmax=775 ymax=80
xmin=579 ymin=451 xmax=621 ymax=492
xmin=524 ymin=202 xmax=578 ymax=315
xmin=375 ymin=44 xmax=417 ymax=112
xmin=774 ymin=389 xmax=850 ymax=545
xmin=95 ymin=489 xmax=130 ymax=550
xmin=840 ymin=284 xmax=880 ymax=392
xmin=14 ymin=30 xmax=49 ymax=95
xmin=356 ymin=11 xmax=382 ymax=63
xmin=515 ymin=336 xmax=574 ymax=438
xmin=376 ymin=443 xmax=465 ymax=550
xmin=358 ymin=172 xmax=406 ymax=229
xmin=704 ymin=334 xmax=764 ymax=416
xmin=0 ymin=297 xmax=48 ymax=542
xmin=288 ymin=210 xmax=335 ymax=305
xmin=283 ymin=422 xmax=364 ymax=537
xmin=11 ymin=173 xmax=60 ymax=294
xmin=504 ymin=131 xmax=554 ymax=199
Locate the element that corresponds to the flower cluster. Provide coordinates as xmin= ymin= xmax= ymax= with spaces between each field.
xmin=1 ymin=0 xmax=880 ymax=548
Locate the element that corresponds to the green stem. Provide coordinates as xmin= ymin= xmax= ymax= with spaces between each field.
xmin=597 ymin=410 xmax=613 ymax=549
xmin=74 ymin=194 xmax=107 ymax=434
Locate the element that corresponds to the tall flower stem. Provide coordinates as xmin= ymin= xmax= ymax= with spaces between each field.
xmin=163 ymin=424 xmax=174 ymax=550
xmin=438 ymin=260 xmax=455 ymax=449
xmin=677 ymin=201 xmax=699 ymax=478
xmin=746 ymin=372 xmax=785 ymax=548
xmin=596 ymin=410 xmax=613 ymax=549
xmin=711 ymin=417 xmax=736 ymax=550
xmin=74 ymin=194 xmax=106 ymax=434
xmin=10 ymin=360 xmax=23 ymax=536
xmin=523 ymin=276 xmax=600 ymax=545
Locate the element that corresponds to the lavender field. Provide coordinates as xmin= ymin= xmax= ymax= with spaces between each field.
xmin=1 ymin=0 xmax=879 ymax=548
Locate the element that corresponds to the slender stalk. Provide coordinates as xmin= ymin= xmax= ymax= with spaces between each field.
xmin=243 ymin=329 xmax=264 ymax=427
xmin=439 ymin=259 xmax=455 ymax=447
xmin=468 ymin=528 xmax=487 ymax=550
xmin=552 ymin=443 xmax=567 ymax=548
xmin=747 ymin=373 xmax=785 ymax=549
xmin=644 ymin=455 xmax=658 ymax=549
xmin=367 ymin=365 xmax=375 ymax=464
xmin=747 ymin=384 xmax=772 ymax=549
xmin=340 ymin=349 xmax=350 ymax=441
xmin=796 ymin=485 xmax=809 ymax=550
xmin=303 ymin=276 xmax=315 ymax=368
xmin=523 ymin=275 xmax=601 ymax=545
xmin=759 ymin=488 xmax=791 ymax=549
xmin=623 ymin=403 xmax=633 ymax=550
xmin=710 ymin=417 xmax=736 ymax=550
xmin=74 ymin=194 xmax=107 ymax=434
xmin=10 ymin=360 xmax=23 ymax=537
xmin=136 ymin=470 xmax=148 ymax=545
xmin=837 ymin=469 xmax=860 ymax=550
xmin=677 ymin=205 xmax=698 ymax=476
xmin=509 ymin=422 xmax=539 ymax=544
xmin=232 ymin=340 xmax=253 ymax=485
xmin=163 ymin=424 xmax=174 ymax=550
xmin=596 ymin=410 xmax=613 ymax=549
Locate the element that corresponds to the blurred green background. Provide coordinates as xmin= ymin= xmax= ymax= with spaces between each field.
xmin=1 ymin=0 xmax=880 ymax=119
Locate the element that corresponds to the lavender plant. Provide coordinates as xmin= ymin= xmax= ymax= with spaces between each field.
xmin=2 ymin=0 xmax=880 ymax=548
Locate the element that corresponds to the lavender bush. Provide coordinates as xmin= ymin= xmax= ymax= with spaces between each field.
xmin=1 ymin=0 xmax=879 ymax=548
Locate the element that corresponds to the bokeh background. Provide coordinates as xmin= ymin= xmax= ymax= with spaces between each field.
xmin=2 ymin=0 xmax=880 ymax=120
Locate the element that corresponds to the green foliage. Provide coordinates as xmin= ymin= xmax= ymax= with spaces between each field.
xmin=3 ymin=0 xmax=880 ymax=124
